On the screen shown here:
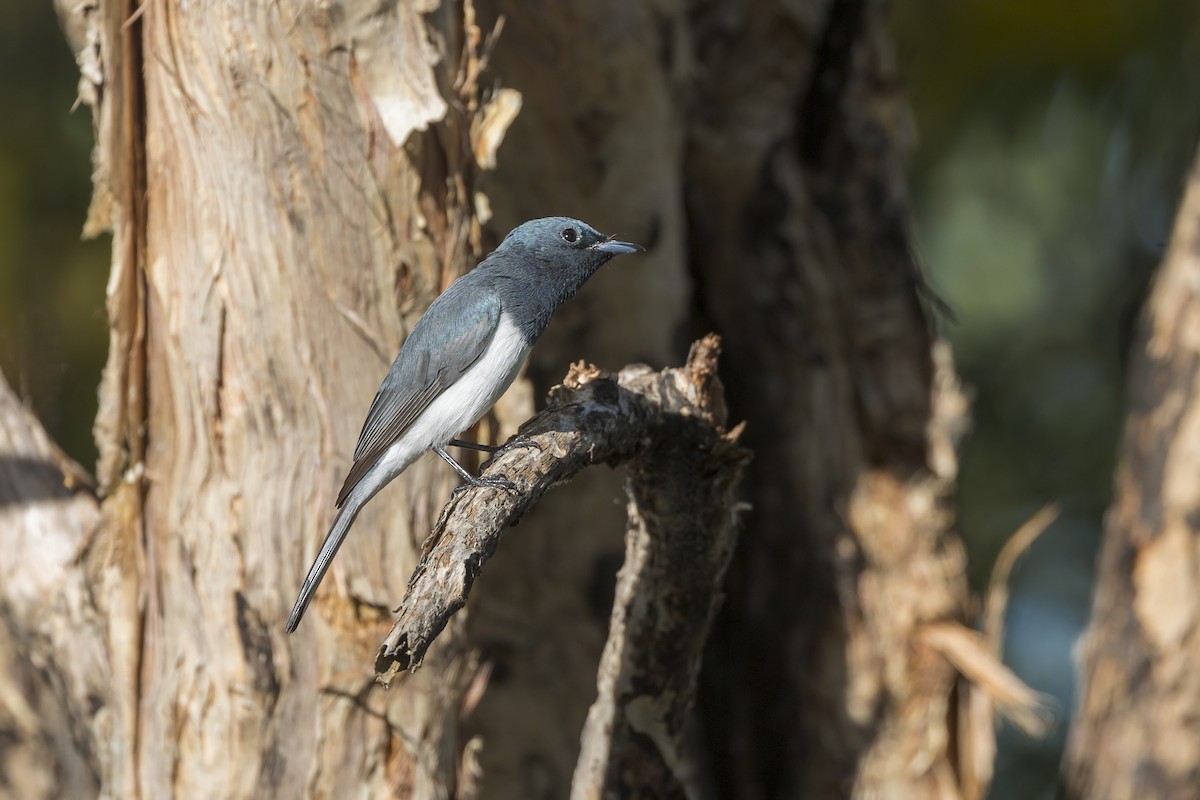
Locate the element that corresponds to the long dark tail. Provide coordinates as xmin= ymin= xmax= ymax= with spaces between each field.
xmin=283 ymin=501 xmax=361 ymax=633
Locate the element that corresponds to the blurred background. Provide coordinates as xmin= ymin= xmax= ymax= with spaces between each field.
xmin=1 ymin=2 xmax=1198 ymax=798
xmin=892 ymin=3 xmax=1200 ymax=797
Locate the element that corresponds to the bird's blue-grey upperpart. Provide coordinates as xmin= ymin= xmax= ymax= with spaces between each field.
xmin=284 ymin=217 xmax=644 ymax=633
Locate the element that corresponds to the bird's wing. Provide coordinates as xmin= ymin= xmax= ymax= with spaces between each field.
xmin=335 ymin=284 xmax=501 ymax=506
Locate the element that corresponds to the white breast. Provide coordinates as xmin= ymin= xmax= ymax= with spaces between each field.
xmin=414 ymin=312 xmax=531 ymax=446
xmin=366 ymin=313 xmax=531 ymax=487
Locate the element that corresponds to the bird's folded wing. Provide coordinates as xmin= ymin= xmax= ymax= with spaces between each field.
xmin=335 ymin=285 xmax=501 ymax=507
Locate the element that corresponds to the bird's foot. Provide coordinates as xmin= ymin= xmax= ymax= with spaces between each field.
xmin=499 ymin=435 xmax=543 ymax=454
xmin=494 ymin=436 xmax=544 ymax=460
xmin=481 ymin=436 xmax=542 ymax=469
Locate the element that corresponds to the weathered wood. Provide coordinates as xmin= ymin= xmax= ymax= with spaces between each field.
xmin=377 ymin=337 xmax=746 ymax=676
xmin=570 ymin=344 xmax=749 ymax=800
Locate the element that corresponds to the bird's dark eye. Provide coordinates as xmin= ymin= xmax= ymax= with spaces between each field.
xmin=561 ymin=227 xmax=578 ymax=243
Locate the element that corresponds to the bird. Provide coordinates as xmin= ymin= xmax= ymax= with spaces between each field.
xmin=284 ymin=217 xmax=644 ymax=633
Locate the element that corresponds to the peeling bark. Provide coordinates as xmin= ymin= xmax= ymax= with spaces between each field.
xmin=29 ymin=0 xmax=516 ymax=796
xmin=1064 ymin=146 xmax=1200 ymax=799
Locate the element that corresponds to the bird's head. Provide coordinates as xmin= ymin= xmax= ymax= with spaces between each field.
xmin=494 ymin=216 xmax=644 ymax=298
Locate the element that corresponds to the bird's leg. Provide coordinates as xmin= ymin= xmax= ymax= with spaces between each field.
xmin=447 ymin=438 xmax=499 ymax=454
xmin=432 ymin=444 xmax=518 ymax=494
xmin=449 ymin=436 xmax=543 ymax=454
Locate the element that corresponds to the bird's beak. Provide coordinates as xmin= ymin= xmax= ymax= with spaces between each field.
xmin=592 ymin=238 xmax=645 ymax=256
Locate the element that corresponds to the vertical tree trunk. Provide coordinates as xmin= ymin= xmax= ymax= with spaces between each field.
xmin=1063 ymin=146 xmax=1200 ymax=799
xmin=683 ymin=2 xmax=969 ymax=796
xmin=38 ymin=0 xmax=512 ymax=795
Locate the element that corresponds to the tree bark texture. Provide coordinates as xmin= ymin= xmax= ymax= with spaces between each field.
xmin=1063 ymin=146 xmax=1200 ymax=798
xmin=567 ymin=345 xmax=749 ymax=800
xmin=0 ymin=378 xmax=105 ymax=800
xmin=43 ymin=0 xmax=516 ymax=796
xmin=0 ymin=0 xmax=970 ymax=797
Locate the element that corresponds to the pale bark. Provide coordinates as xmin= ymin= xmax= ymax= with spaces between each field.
xmin=0 ymin=375 xmax=105 ymax=800
xmin=1063 ymin=146 xmax=1200 ymax=798
xmin=37 ymin=0 xmax=516 ymax=796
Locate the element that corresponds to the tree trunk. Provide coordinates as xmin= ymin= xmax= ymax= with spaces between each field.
xmin=0 ymin=0 xmax=973 ymax=797
xmin=37 ymin=0 xmax=509 ymax=795
xmin=683 ymin=2 xmax=970 ymax=797
xmin=1063 ymin=144 xmax=1200 ymax=799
